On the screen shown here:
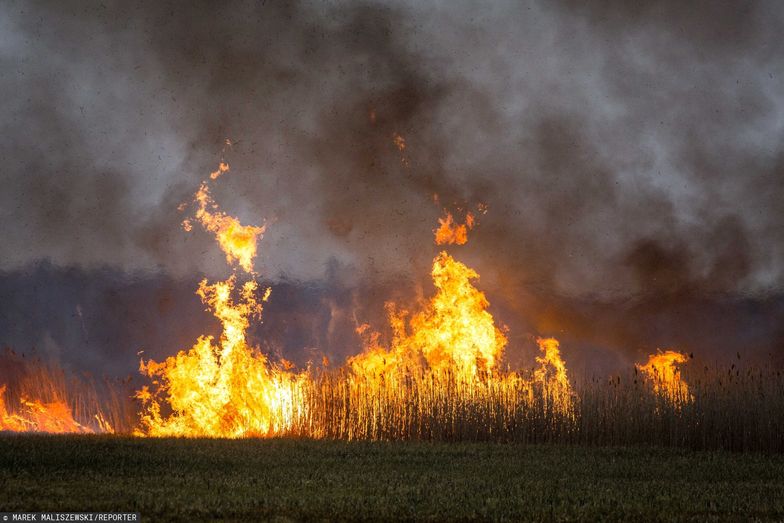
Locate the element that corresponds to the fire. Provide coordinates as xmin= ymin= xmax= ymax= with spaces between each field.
xmin=534 ymin=338 xmax=573 ymax=413
xmin=350 ymin=216 xmax=506 ymax=381
xmin=210 ymin=161 xmax=230 ymax=180
xmin=348 ymin=208 xmax=574 ymax=424
xmin=638 ymin=350 xmax=691 ymax=401
xmin=392 ymin=133 xmax=406 ymax=152
xmin=0 ymin=380 xmax=113 ymax=434
xmin=136 ymin=277 xmax=306 ymax=437
xmin=140 ymin=159 xmax=549 ymax=439
xmin=0 ymin=388 xmax=89 ymax=433
xmin=193 ymin=182 xmax=265 ymax=273
xmin=136 ymin=162 xmax=305 ymax=438
xmin=140 ymin=152 xmax=575 ymax=440
xmin=402 ymin=206 xmax=505 ymax=378
xmin=394 ymin=251 xmax=505 ymax=377
xmin=391 ymin=132 xmax=410 ymax=167
xmin=349 ymin=250 xmax=507 ymax=383
xmin=1 ymin=154 xmax=577 ymax=438
xmin=434 ymin=211 xmax=474 ymax=246
xmin=344 ymin=249 xmax=518 ymax=440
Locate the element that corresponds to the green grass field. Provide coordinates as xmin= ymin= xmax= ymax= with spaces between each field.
xmin=1 ymin=436 xmax=783 ymax=521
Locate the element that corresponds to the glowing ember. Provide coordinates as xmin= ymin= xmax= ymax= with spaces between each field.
xmin=210 ymin=161 xmax=230 ymax=180
xmin=392 ymin=132 xmax=410 ymax=167
xmin=392 ymin=133 xmax=406 ymax=152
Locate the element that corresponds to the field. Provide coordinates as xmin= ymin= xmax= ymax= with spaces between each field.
xmin=1 ymin=436 xmax=783 ymax=521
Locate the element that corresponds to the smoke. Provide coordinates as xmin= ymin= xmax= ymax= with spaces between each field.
xmin=0 ymin=1 xmax=782 ymax=371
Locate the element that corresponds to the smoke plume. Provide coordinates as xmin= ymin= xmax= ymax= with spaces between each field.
xmin=1 ymin=1 xmax=782 ymax=374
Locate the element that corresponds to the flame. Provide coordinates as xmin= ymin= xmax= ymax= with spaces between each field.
xmin=349 ymin=252 xmax=506 ymax=382
xmin=344 ymin=249 xmax=521 ymax=441
xmin=349 ymin=213 xmax=574 ymax=420
xmin=534 ymin=338 xmax=573 ymax=413
xmin=391 ymin=132 xmax=410 ymax=167
xmin=137 ymin=158 xmax=576 ymax=438
xmin=0 ymin=354 xmax=119 ymax=434
xmin=638 ymin=350 xmax=690 ymax=401
xmin=136 ymin=277 xmax=306 ymax=437
xmin=210 ymin=161 xmax=230 ymax=180
xmin=136 ymin=162 xmax=305 ymax=438
xmin=0 ymin=384 xmax=105 ymax=434
xmin=193 ymin=182 xmax=265 ymax=273
xmin=392 ymin=133 xmax=406 ymax=152
xmin=398 ymin=251 xmax=506 ymax=376
xmin=434 ymin=211 xmax=474 ymax=245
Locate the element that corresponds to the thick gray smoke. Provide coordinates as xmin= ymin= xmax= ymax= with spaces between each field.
xmin=0 ymin=1 xmax=782 ymax=374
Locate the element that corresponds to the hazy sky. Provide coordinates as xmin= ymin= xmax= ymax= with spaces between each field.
xmin=1 ymin=0 xmax=782 ymax=299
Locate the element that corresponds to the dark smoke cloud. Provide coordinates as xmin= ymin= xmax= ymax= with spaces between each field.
xmin=1 ymin=263 xmax=782 ymax=380
xmin=0 ymin=1 xmax=782 ymax=371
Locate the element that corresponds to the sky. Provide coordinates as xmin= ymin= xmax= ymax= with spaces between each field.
xmin=0 ymin=1 xmax=782 ymax=372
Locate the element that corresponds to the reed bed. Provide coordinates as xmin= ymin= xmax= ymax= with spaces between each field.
xmin=4 ymin=360 xmax=783 ymax=453
xmin=0 ymin=357 xmax=136 ymax=434
xmin=279 ymin=364 xmax=784 ymax=452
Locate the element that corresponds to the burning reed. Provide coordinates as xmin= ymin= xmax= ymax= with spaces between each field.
xmin=0 ymin=350 xmax=133 ymax=434
xmin=4 ymin=350 xmax=783 ymax=452
xmin=2 ymin=159 xmax=782 ymax=453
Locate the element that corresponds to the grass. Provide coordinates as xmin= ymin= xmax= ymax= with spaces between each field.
xmin=1 ymin=436 xmax=783 ymax=521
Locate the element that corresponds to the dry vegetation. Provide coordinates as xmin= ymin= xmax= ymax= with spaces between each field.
xmin=278 ymin=363 xmax=784 ymax=452
xmin=3 ymin=165 xmax=782 ymax=452
xmin=6 ymin=359 xmax=781 ymax=453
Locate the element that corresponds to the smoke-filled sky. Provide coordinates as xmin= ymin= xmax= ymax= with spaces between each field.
xmin=1 ymin=1 xmax=783 ymax=372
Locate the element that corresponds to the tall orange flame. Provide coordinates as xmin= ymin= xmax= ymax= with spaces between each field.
xmin=136 ymin=162 xmax=303 ymax=438
xmin=137 ymin=161 xmax=575 ymax=438
xmin=349 ymin=251 xmax=506 ymax=381
xmin=638 ymin=350 xmax=691 ymax=402
xmin=136 ymin=277 xmax=305 ymax=437
xmin=534 ymin=338 xmax=573 ymax=413
xmin=349 ymin=209 xmax=574 ymax=419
